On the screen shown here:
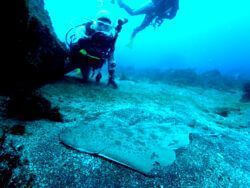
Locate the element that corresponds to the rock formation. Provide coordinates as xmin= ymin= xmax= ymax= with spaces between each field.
xmin=1 ymin=0 xmax=68 ymax=95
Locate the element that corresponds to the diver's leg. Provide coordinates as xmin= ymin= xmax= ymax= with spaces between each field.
xmin=118 ymin=0 xmax=154 ymax=16
xmin=96 ymin=73 xmax=102 ymax=83
xmin=80 ymin=65 xmax=90 ymax=82
xmin=95 ymin=68 xmax=102 ymax=83
xmin=131 ymin=14 xmax=154 ymax=39
xmin=107 ymin=58 xmax=118 ymax=89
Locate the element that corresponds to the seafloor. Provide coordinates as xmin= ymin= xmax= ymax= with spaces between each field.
xmin=0 ymin=71 xmax=250 ymax=187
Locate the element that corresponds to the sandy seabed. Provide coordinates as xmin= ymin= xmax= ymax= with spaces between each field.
xmin=1 ymin=73 xmax=250 ymax=187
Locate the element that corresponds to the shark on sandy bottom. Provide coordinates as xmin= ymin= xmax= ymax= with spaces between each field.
xmin=59 ymin=112 xmax=190 ymax=175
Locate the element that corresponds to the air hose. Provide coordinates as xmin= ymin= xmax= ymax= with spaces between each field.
xmin=65 ymin=24 xmax=85 ymax=48
xmin=65 ymin=18 xmax=95 ymax=48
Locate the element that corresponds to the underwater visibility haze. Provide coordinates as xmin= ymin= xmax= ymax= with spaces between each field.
xmin=1 ymin=0 xmax=250 ymax=187
xmin=45 ymin=0 xmax=250 ymax=75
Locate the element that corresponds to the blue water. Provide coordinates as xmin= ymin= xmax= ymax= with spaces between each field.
xmin=45 ymin=0 xmax=250 ymax=77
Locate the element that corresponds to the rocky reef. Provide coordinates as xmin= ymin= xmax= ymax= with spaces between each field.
xmin=241 ymin=82 xmax=250 ymax=102
xmin=0 ymin=0 xmax=67 ymax=121
xmin=4 ymin=91 xmax=63 ymax=122
xmin=1 ymin=0 xmax=67 ymax=95
xmin=0 ymin=125 xmax=35 ymax=187
xmin=118 ymin=67 xmax=243 ymax=91
xmin=1 ymin=1 xmax=66 ymax=184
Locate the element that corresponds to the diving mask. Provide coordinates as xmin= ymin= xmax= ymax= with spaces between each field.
xmin=91 ymin=18 xmax=114 ymax=35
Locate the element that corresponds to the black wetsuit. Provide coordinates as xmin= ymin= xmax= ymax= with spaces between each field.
xmin=66 ymin=22 xmax=116 ymax=82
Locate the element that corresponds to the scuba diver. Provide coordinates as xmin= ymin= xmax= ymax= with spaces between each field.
xmin=64 ymin=14 xmax=128 ymax=89
xmin=117 ymin=0 xmax=179 ymax=42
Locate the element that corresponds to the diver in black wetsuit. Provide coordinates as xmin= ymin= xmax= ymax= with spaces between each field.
xmin=65 ymin=16 xmax=127 ymax=89
xmin=117 ymin=0 xmax=179 ymax=40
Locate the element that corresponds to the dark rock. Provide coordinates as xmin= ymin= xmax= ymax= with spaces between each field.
xmin=0 ymin=0 xmax=66 ymax=121
xmin=214 ymin=107 xmax=241 ymax=118
xmin=5 ymin=91 xmax=63 ymax=122
xmin=189 ymin=133 xmax=199 ymax=143
xmin=0 ymin=128 xmax=5 ymax=149
xmin=241 ymin=82 xmax=250 ymax=102
xmin=163 ymin=69 xmax=200 ymax=86
xmin=0 ymin=135 xmax=34 ymax=187
xmin=188 ymin=120 xmax=197 ymax=128
xmin=130 ymin=68 xmax=241 ymax=91
xmin=0 ymin=128 xmax=3 ymax=139
xmin=9 ymin=125 xmax=26 ymax=136
xmin=0 ymin=169 xmax=13 ymax=187
xmin=46 ymin=107 xmax=63 ymax=122
xmin=201 ymin=70 xmax=221 ymax=78
xmin=1 ymin=0 xmax=68 ymax=95
xmin=1 ymin=154 xmax=21 ymax=169
xmin=243 ymin=82 xmax=250 ymax=93
xmin=215 ymin=109 xmax=229 ymax=117
xmin=200 ymin=70 xmax=235 ymax=91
